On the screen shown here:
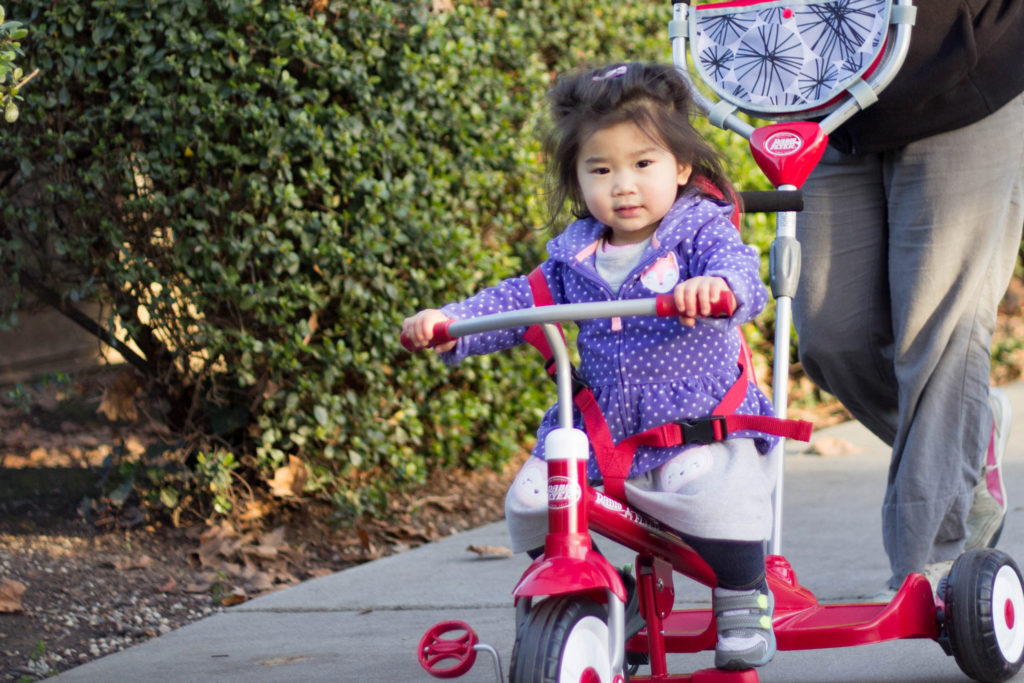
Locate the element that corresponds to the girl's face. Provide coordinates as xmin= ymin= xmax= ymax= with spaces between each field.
xmin=576 ymin=121 xmax=692 ymax=245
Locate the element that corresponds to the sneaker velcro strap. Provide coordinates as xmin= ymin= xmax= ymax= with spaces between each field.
xmin=714 ymin=613 xmax=771 ymax=631
xmin=714 ymin=590 xmax=773 ymax=633
xmin=713 ymin=592 xmax=769 ymax=615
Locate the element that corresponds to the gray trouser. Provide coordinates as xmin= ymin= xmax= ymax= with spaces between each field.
xmin=793 ymin=93 xmax=1024 ymax=587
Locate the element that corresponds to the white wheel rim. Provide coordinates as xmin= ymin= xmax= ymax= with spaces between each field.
xmin=992 ymin=565 xmax=1024 ymax=662
xmin=559 ymin=615 xmax=612 ymax=682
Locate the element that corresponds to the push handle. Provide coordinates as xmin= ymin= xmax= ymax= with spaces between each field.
xmin=654 ymin=290 xmax=736 ymax=318
xmin=417 ymin=620 xmax=479 ymax=679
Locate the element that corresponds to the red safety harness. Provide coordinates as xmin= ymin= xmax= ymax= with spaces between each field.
xmin=521 ymin=266 xmax=812 ymax=501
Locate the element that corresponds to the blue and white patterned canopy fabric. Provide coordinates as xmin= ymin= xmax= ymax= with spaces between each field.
xmin=690 ymin=0 xmax=891 ymax=118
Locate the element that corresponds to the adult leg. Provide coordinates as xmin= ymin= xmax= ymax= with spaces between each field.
xmin=880 ymin=94 xmax=1024 ymax=584
xmin=796 ymin=95 xmax=1024 ymax=587
xmin=793 ymin=149 xmax=899 ymax=444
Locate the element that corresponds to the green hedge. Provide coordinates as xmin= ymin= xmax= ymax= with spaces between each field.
xmin=6 ymin=0 xmax=760 ymax=517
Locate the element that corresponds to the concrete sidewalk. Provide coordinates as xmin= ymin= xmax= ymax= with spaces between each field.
xmin=55 ymin=383 xmax=1024 ymax=682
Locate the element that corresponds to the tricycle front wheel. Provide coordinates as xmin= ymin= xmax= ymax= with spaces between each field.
xmin=510 ymin=597 xmax=615 ymax=683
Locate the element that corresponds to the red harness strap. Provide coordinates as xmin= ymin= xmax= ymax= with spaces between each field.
xmin=525 ymin=266 xmax=811 ymax=501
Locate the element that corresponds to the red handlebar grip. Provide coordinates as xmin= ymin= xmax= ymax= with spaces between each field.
xmin=654 ymin=291 xmax=736 ymax=318
xmin=431 ymin=319 xmax=455 ymax=346
xmin=400 ymin=320 xmax=455 ymax=352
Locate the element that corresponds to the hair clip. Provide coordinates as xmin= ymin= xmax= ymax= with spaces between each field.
xmin=592 ymin=64 xmax=628 ymax=82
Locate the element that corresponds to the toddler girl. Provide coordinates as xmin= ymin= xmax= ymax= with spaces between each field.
xmin=402 ymin=62 xmax=778 ymax=670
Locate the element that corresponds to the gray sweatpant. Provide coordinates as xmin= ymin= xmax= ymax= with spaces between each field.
xmin=793 ymin=93 xmax=1024 ymax=588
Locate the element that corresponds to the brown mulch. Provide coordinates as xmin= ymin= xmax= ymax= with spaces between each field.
xmin=0 ymin=369 xmax=519 ymax=681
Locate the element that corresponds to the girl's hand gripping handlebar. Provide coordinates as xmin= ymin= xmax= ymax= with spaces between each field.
xmin=401 ymin=319 xmax=455 ymax=352
xmin=655 ymin=289 xmax=735 ymax=320
xmin=400 ymin=308 xmax=456 ymax=352
xmin=400 ymin=289 xmax=736 ymax=352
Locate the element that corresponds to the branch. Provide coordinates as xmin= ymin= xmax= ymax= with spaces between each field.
xmin=0 ymin=67 xmax=39 ymax=108
xmin=17 ymin=272 xmax=154 ymax=378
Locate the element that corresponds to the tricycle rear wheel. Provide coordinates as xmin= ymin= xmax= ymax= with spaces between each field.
xmin=510 ymin=596 xmax=614 ymax=683
xmin=944 ymin=548 xmax=1024 ymax=682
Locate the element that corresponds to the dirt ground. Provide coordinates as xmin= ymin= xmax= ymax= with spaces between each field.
xmin=1 ymin=281 xmax=1022 ymax=681
xmin=0 ymin=368 xmax=517 ymax=681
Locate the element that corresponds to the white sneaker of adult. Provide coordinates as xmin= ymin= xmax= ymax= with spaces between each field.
xmin=966 ymin=387 xmax=1012 ymax=550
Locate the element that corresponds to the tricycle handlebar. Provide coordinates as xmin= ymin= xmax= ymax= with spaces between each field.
xmin=400 ymin=291 xmax=736 ymax=352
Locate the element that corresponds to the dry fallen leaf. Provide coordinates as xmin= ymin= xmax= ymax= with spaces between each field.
xmin=466 ymin=544 xmax=514 ymax=560
xmin=354 ymin=528 xmax=382 ymax=561
xmin=239 ymin=498 xmax=272 ymax=523
xmin=97 ymin=370 xmax=144 ymax=422
xmin=306 ymin=567 xmax=333 ymax=579
xmin=260 ymin=526 xmax=287 ymax=549
xmin=245 ymin=571 xmax=275 ymax=593
xmin=268 ymin=456 xmax=308 ymax=498
xmin=221 ymin=588 xmax=247 ymax=607
xmin=414 ymin=493 xmax=458 ymax=512
xmin=193 ymin=522 xmax=245 ymax=568
xmin=243 ymin=544 xmax=279 ymax=560
xmin=259 ymin=656 xmax=309 ymax=667
xmin=0 ymin=578 xmax=27 ymax=613
xmin=301 ymin=311 xmax=320 ymax=346
xmin=157 ymin=576 xmax=178 ymax=593
xmin=115 ymin=554 xmax=156 ymax=570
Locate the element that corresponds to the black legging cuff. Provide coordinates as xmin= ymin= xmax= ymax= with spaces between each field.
xmin=681 ymin=534 xmax=766 ymax=591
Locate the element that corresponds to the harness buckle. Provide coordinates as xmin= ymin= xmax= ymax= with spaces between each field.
xmin=544 ymin=358 xmax=590 ymax=396
xmin=679 ymin=416 xmax=727 ymax=444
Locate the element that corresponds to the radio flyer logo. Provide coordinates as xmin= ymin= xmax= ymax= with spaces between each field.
xmin=763 ymin=131 xmax=803 ymax=156
xmin=548 ymin=476 xmax=582 ymax=509
xmin=594 ymin=491 xmax=660 ymax=532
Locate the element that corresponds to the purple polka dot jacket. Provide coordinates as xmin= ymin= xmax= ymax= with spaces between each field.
xmin=441 ymin=193 xmax=778 ymax=480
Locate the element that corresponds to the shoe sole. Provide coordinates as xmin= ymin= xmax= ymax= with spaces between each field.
xmin=715 ymin=630 xmax=777 ymax=670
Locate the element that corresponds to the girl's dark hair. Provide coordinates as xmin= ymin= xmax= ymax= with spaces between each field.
xmin=543 ymin=62 xmax=736 ymax=229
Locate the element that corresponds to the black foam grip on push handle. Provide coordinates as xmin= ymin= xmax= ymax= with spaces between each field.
xmin=400 ymin=320 xmax=455 ymax=352
xmin=655 ymin=290 xmax=736 ymax=318
xmin=737 ymin=190 xmax=804 ymax=214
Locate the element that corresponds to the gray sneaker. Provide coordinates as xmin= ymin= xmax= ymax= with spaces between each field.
xmin=965 ymin=388 xmax=1011 ymax=550
xmin=713 ymin=586 xmax=776 ymax=670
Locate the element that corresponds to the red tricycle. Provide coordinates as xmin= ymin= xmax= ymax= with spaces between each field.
xmin=406 ymin=0 xmax=1024 ymax=681
xmin=407 ymin=292 xmax=1024 ymax=683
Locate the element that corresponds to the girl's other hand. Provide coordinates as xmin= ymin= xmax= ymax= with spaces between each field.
xmin=401 ymin=309 xmax=456 ymax=352
xmin=673 ymin=276 xmax=731 ymax=327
